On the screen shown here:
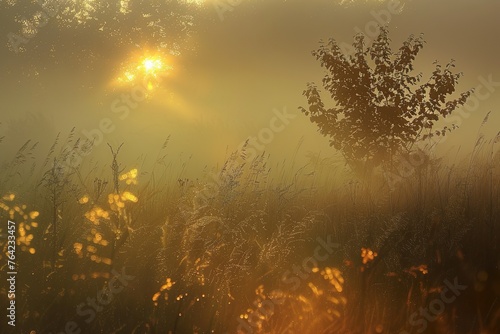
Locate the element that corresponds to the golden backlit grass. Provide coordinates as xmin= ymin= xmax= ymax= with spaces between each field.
xmin=0 ymin=127 xmax=498 ymax=333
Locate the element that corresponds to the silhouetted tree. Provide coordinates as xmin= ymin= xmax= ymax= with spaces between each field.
xmin=300 ymin=27 xmax=473 ymax=175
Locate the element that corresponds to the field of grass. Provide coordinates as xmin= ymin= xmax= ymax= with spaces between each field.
xmin=0 ymin=126 xmax=499 ymax=334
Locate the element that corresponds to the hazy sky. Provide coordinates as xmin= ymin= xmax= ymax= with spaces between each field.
xmin=0 ymin=0 xmax=499 ymax=172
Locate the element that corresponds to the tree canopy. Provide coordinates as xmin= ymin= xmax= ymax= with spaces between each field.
xmin=300 ymin=26 xmax=473 ymax=173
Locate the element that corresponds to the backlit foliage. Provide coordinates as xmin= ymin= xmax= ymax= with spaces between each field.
xmin=238 ymin=267 xmax=347 ymax=333
xmin=119 ymin=168 xmax=138 ymax=185
xmin=0 ymin=193 xmax=39 ymax=256
xmin=152 ymin=277 xmax=176 ymax=306
xmin=361 ymin=247 xmax=377 ymax=265
xmin=73 ymin=169 xmax=139 ymax=269
xmin=2 ymin=0 xmax=199 ymax=55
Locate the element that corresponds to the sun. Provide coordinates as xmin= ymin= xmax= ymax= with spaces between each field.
xmin=143 ymin=58 xmax=163 ymax=72
xmin=115 ymin=53 xmax=173 ymax=94
xmin=144 ymin=59 xmax=155 ymax=71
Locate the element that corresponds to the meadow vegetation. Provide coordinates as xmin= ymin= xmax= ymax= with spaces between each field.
xmin=0 ymin=120 xmax=498 ymax=333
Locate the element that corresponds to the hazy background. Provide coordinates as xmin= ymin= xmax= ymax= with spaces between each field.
xmin=0 ymin=0 xmax=498 ymax=176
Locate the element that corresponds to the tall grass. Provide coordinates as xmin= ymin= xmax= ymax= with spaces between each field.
xmin=0 ymin=122 xmax=498 ymax=334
